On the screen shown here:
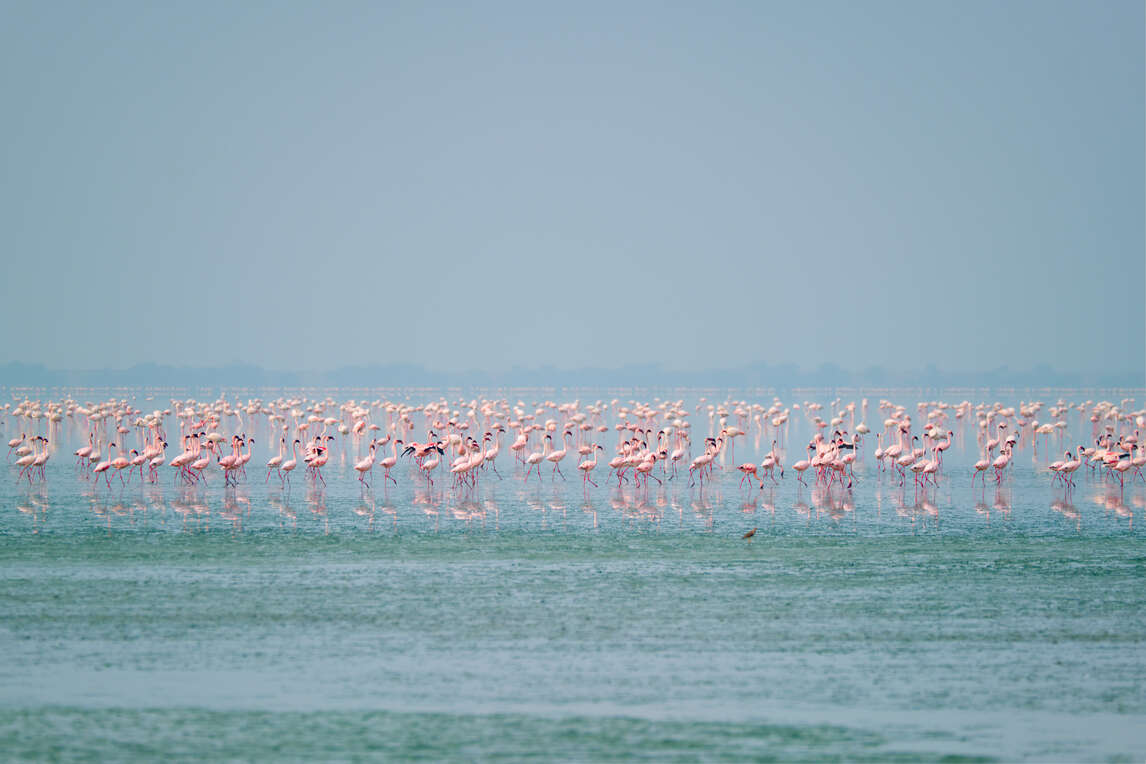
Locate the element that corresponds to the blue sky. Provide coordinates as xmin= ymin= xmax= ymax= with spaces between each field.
xmin=1 ymin=1 xmax=1142 ymax=374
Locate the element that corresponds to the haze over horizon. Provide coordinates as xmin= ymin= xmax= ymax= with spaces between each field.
xmin=2 ymin=1 xmax=1142 ymax=375
xmin=1 ymin=358 xmax=1140 ymax=392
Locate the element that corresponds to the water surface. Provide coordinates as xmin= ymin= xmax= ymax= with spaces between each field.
xmin=1 ymin=389 xmax=1143 ymax=761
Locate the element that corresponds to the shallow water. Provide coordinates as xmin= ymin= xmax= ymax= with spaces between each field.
xmin=1 ymin=389 xmax=1144 ymax=761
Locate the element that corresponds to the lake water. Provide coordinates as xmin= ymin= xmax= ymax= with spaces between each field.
xmin=1 ymin=388 xmax=1143 ymax=761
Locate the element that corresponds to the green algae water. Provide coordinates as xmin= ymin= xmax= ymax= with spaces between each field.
xmin=1 ymin=389 xmax=1144 ymax=761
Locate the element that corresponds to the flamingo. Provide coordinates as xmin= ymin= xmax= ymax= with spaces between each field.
xmin=668 ymin=436 xmax=688 ymax=480
xmin=219 ymin=436 xmax=241 ymax=486
xmin=237 ymin=436 xmax=254 ymax=477
xmin=546 ymin=430 xmax=571 ymax=480
xmin=935 ymin=430 xmax=954 ymax=464
xmin=896 ymin=437 xmax=918 ymax=482
xmin=578 ymin=444 xmax=603 ymax=488
xmin=169 ymin=435 xmax=194 ymax=484
xmin=791 ymin=445 xmax=815 ymax=485
xmin=971 ymin=443 xmax=993 ymax=487
xmin=634 ymin=452 xmax=661 ymax=488
xmin=148 ymin=441 xmax=167 ymax=482
xmin=483 ymin=427 xmax=503 ymax=478
xmin=354 ymin=439 xmax=377 ymax=486
xmin=29 ymin=437 xmax=50 ymax=482
xmin=88 ymin=436 xmax=102 ymax=470
xmin=1059 ymin=451 xmax=1082 ymax=487
xmin=1131 ymin=445 xmax=1146 ymax=482
xmin=280 ymin=439 xmax=301 ymax=487
xmin=16 ymin=437 xmax=41 ymax=483
xmin=1112 ymin=448 xmax=1133 ymax=489
xmin=75 ymin=432 xmax=94 ymax=467
xmin=756 ymin=440 xmax=784 ymax=486
xmin=190 ymin=440 xmax=213 ymax=484
xmin=128 ymin=449 xmax=147 ymax=482
xmin=921 ymin=447 xmax=940 ymax=485
xmin=310 ymin=435 xmax=333 ymax=485
xmin=419 ymin=446 xmax=443 ymax=486
xmin=111 ymin=443 xmax=132 ymax=484
xmin=510 ymin=428 xmax=529 ymax=463
xmin=608 ymin=447 xmax=630 ymax=485
xmin=377 ymin=439 xmax=402 ymax=485
xmin=736 ymin=462 xmax=758 ymax=487
xmin=1048 ymin=452 xmax=1068 ymax=484
xmin=267 ymin=437 xmax=286 ymax=482
xmin=93 ymin=442 xmax=116 ymax=487
xmin=525 ymin=436 xmax=549 ymax=482
xmin=992 ymin=445 xmax=1012 ymax=483
xmin=687 ymin=449 xmax=713 ymax=487
xmin=7 ymin=433 xmax=26 ymax=461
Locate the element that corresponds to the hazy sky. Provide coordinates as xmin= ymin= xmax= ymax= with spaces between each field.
xmin=2 ymin=1 xmax=1142 ymax=374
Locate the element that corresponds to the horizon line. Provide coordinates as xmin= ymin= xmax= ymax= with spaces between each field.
xmin=2 ymin=360 xmax=1142 ymax=376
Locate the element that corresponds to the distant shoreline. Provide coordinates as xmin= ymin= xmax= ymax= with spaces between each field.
xmin=1 ymin=361 xmax=1141 ymax=391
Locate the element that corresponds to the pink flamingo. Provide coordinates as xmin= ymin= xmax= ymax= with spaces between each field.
xmin=280 ymin=439 xmax=301 ymax=488
xmin=758 ymin=441 xmax=784 ymax=486
xmin=377 ymin=439 xmax=401 ymax=485
xmin=667 ymin=432 xmax=689 ymax=480
xmin=1132 ymin=446 xmax=1146 ymax=482
xmin=921 ymin=446 xmax=940 ymax=485
xmin=483 ymin=427 xmax=503 ymax=478
xmin=1112 ymin=449 xmax=1133 ymax=489
xmin=75 ymin=432 xmax=93 ymax=468
xmin=791 ymin=445 xmax=815 ymax=486
xmin=237 ymin=436 xmax=254 ymax=478
xmin=687 ymin=446 xmax=714 ymax=487
xmin=93 ymin=442 xmax=116 ymax=487
xmin=896 ymin=437 xmax=918 ymax=483
xmin=546 ymin=430 xmax=572 ymax=480
xmin=148 ymin=441 xmax=167 ymax=482
xmin=1048 ymin=452 xmax=1068 ymax=485
xmin=419 ymin=446 xmax=442 ymax=486
xmin=266 ymin=437 xmax=285 ymax=483
xmin=992 ymin=445 xmax=1012 ymax=483
xmin=16 ymin=437 xmax=41 ymax=483
xmin=7 ymin=433 xmax=26 ymax=461
xmin=635 ymin=452 xmax=661 ymax=488
xmin=219 ymin=436 xmax=243 ymax=487
xmin=111 ymin=443 xmax=132 ymax=485
xmin=971 ymin=442 xmax=993 ymax=487
xmin=608 ymin=448 xmax=629 ymax=485
xmin=309 ymin=435 xmax=333 ymax=486
xmin=128 ymin=449 xmax=146 ymax=482
xmin=354 ymin=439 xmax=377 ymax=487
xmin=578 ymin=444 xmax=603 ymax=488
xmin=32 ymin=437 xmax=50 ymax=482
xmin=1060 ymin=451 xmax=1082 ymax=488
xmin=190 ymin=440 xmax=213 ymax=484
xmin=170 ymin=434 xmax=197 ymax=484
xmin=737 ymin=462 xmax=758 ymax=487
xmin=525 ymin=436 xmax=550 ymax=483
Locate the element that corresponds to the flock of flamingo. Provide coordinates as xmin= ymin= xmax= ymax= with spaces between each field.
xmin=5 ymin=394 xmax=1145 ymax=501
